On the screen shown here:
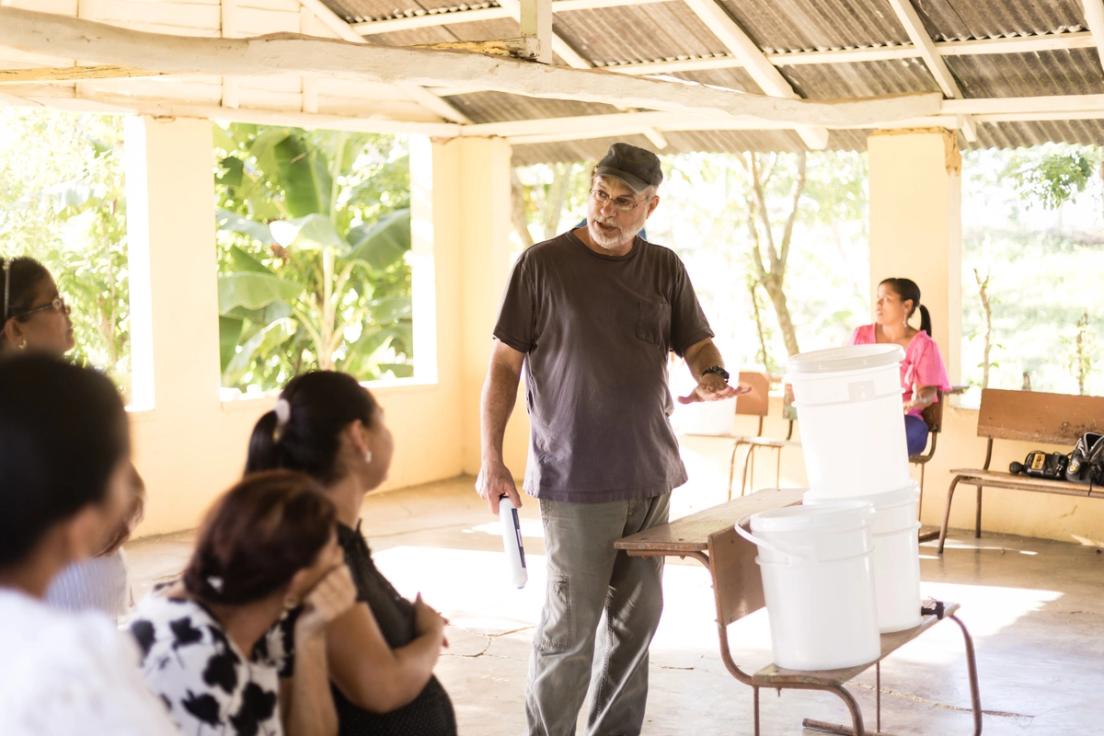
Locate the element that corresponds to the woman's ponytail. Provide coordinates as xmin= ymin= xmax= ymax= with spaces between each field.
xmin=918 ymin=304 xmax=932 ymax=336
xmin=244 ymin=410 xmax=283 ymax=476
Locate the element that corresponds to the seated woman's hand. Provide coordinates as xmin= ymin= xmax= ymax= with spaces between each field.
xmin=297 ymin=565 xmax=358 ymax=638
xmin=413 ymin=593 xmax=449 ymax=649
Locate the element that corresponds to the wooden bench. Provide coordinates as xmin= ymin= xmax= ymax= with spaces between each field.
xmin=615 ymin=489 xmax=982 ymax=735
xmin=937 ymin=388 xmax=1104 ymax=554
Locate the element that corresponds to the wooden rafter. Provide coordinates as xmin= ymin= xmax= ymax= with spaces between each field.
xmin=296 ymin=0 xmax=471 ymax=125
xmin=1080 ymin=0 xmax=1104 ymax=76
xmin=884 ymin=0 xmax=978 ymax=142
xmin=681 ymin=0 xmax=827 ymax=150
xmin=0 ymin=8 xmax=942 ymax=129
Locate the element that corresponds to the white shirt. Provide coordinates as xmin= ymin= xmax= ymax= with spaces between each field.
xmin=0 ymin=588 xmax=178 ymax=736
xmin=46 ymin=548 xmax=131 ymax=622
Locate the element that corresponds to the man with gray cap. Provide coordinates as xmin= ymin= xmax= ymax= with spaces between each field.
xmin=477 ymin=142 xmax=746 ymax=735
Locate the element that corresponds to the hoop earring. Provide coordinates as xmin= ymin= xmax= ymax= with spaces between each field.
xmin=17 ymin=338 xmax=26 ymax=350
xmin=364 ymin=450 xmax=373 ymax=464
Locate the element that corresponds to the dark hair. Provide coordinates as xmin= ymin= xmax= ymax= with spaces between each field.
xmin=100 ymin=465 xmax=146 ymax=556
xmin=0 ymin=354 xmax=129 ymax=567
xmin=1 ymin=257 xmax=52 ymax=344
xmin=182 ymin=470 xmax=335 ymax=605
xmin=879 ymin=277 xmax=932 ymax=336
xmin=245 ymin=371 xmax=379 ymax=485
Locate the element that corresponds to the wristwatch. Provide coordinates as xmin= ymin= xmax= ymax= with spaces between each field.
xmin=702 ymin=365 xmax=730 ymax=383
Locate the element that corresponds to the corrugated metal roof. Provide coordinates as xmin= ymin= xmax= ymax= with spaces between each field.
xmin=324 ymin=1 xmax=480 ymax=24
xmin=947 ymin=49 xmax=1104 ymax=97
xmin=714 ymin=0 xmax=909 ymax=52
xmin=444 ymin=91 xmax=620 ymax=124
xmin=911 ymin=0 xmax=1085 ymax=41
xmin=970 ymin=119 xmax=1104 ymax=149
xmin=314 ymin=0 xmax=1104 ymax=162
xmin=552 ymin=3 xmax=727 ymax=67
xmin=779 ymin=58 xmax=942 ymax=99
xmin=512 ymin=133 xmax=655 ymax=166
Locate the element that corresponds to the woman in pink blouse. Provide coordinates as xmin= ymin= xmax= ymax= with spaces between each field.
xmin=851 ymin=277 xmax=951 ymax=456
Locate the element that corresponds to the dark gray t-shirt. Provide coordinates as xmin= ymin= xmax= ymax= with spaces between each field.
xmin=494 ymin=230 xmax=714 ymax=502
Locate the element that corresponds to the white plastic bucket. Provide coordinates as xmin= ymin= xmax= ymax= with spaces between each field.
xmin=786 ymin=345 xmax=910 ymax=498
xmin=737 ymin=503 xmax=881 ymax=671
xmin=805 ymin=483 xmax=922 ymax=633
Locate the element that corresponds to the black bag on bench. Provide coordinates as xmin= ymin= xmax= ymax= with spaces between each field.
xmin=1065 ymin=432 xmax=1104 ymax=484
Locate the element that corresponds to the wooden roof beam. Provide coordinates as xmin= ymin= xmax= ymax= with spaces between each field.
xmin=0 ymin=8 xmax=941 ymax=129
xmin=884 ymin=0 xmax=978 ymax=142
xmin=1080 ymin=0 xmax=1104 ymax=77
xmin=681 ymin=0 xmax=827 ymax=150
xmin=297 ymin=0 xmax=471 ymax=124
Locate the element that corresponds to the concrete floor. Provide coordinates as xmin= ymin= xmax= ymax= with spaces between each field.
xmin=128 ymin=475 xmax=1104 ymax=735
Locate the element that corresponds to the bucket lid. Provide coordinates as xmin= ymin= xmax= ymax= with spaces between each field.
xmin=803 ymin=481 xmax=920 ymax=507
xmin=786 ymin=344 xmax=904 ymax=376
xmin=749 ymin=501 xmax=873 ymax=534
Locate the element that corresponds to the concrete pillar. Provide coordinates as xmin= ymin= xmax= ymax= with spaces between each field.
xmin=868 ymin=129 xmax=962 ymax=382
xmin=424 ymin=137 xmax=528 ymax=476
xmin=125 ymin=116 xmax=228 ymax=532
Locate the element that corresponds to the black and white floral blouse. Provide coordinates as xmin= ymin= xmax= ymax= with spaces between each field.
xmin=129 ymin=595 xmax=295 ymax=736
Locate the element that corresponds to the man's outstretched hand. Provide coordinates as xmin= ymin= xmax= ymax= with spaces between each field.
xmin=678 ymin=376 xmax=751 ymax=404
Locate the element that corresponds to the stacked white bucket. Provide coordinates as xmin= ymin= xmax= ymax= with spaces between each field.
xmin=738 ymin=344 xmax=923 ymax=671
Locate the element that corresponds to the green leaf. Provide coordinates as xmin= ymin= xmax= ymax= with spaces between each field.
xmin=368 ymin=295 xmax=412 ymax=323
xmin=270 ymin=214 xmax=348 ymax=253
xmin=217 ymin=156 xmax=244 ymax=189
xmin=227 ymin=245 xmax=273 ymax=275
xmin=348 ymin=209 xmax=411 ymax=270
xmin=223 ymin=317 xmax=298 ymax=386
xmin=249 ymin=128 xmax=292 ymax=177
xmin=219 ymin=316 xmax=244 ymax=373
xmin=218 ymin=272 xmax=302 ymax=313
xmin=216 ymin=209 xmax=273 ymax=244
xmin=226 ymin=301 xmax=293 ymax=325
xmin=378 ymin=362 xmax=414 ymax=378
xmin=274 ymin=134 xmax=332 ymax=217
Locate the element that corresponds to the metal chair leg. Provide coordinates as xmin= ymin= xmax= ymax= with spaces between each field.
xmin=918 ymin=464 xmax=926 ymax=519
xmin=727 ymin=441 xmax=741 ymax=502
xmin=740 ymin=444 xmax=755 ymax=498
xmin=774 ymin=446 xmax=782 ymax=489
xmin=753 ymin=686 xmax=760 ymax=736
xmin=975 ymin=485 xmax=983 ymax=539
xmin=938 ymin=476 xmax=965 ymax=554
xmin=949 ymin=613 xmax=984 ymax=736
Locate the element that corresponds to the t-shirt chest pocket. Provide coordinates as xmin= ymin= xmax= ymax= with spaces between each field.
xmin=635 ymin=299 xmax=671 ymax=347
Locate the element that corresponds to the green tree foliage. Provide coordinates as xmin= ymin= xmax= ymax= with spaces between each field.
xmin=213 ymin=124 xmax=413 ymax=394
xmin=0 ymin=108 xmax=130 ymax=395
xmin=514 ymin=150 xmax=869 ymax=372
xmin=961 ymin=145 xmax=1104 ymax=401
xmin=1006 ymin=144 xmax=1100 ymax=210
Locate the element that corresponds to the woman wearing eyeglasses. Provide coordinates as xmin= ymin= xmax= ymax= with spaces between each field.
xmin=1 ymin=256 xmax=73 ymax=354
xmin=1 ymin=256 xmax=142 ymax=624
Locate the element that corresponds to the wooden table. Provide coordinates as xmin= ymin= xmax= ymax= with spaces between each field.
xmin=614 ymin=487 xmax=804 ymax=566
xmin=614 ymin=488 xmax=982 ymax=735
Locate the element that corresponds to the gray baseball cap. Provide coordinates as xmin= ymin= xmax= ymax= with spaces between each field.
xmin=594 ymin=142 xmax=663 ymax=192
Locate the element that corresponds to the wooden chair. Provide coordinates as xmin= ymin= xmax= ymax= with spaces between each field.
xmin=938 ymin=388 xmax=1104 ymax=554
xmin=727 ymin=372 xmax=798 ymax=500
xmin=708 ymin=523 xmax=982 ymax=735
xmin=909 ymin=392 xmax=943 ymax=541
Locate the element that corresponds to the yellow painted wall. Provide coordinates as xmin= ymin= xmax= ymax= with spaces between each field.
xmin=128 ymin=121 xmax=473 ymax=536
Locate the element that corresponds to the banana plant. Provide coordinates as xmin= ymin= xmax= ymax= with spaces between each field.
xmin=214 ymin=124 xmax=413 ymax=392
